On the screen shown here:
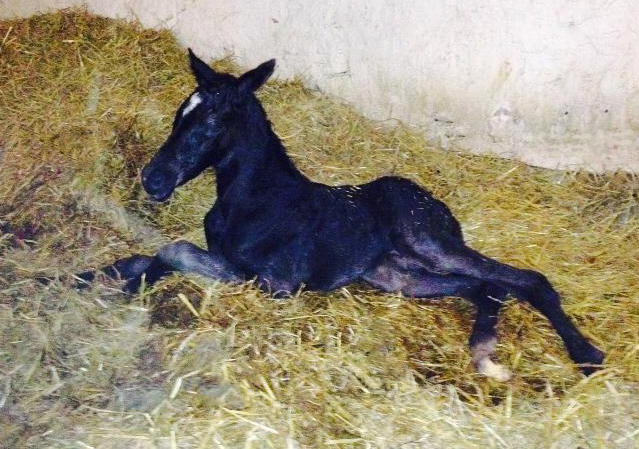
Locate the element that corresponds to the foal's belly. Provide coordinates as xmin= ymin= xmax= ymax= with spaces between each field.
xmin=245 ymin=229 xmax=384 ymax=294
xmin=204 ymin=190 xmax=389 ymax=294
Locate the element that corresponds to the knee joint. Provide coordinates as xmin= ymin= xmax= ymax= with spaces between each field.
xmin=158 ymin=240 xmax=192 ymax=264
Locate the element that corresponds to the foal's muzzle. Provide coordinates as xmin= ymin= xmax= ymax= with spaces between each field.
xmin=141 ymin=164 xmax=177 ymax=202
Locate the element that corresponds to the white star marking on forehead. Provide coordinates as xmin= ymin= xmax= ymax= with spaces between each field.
xmin=182 ymin=92 xmax=202 ymax=117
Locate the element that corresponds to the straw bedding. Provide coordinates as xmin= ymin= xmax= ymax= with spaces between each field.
xmin=1 ymin=9 xmax=638 ymax=448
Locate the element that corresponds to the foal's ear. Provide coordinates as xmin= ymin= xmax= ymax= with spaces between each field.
xmin=188 ymin=48 xmax=225 ymax=89
xmin=238 ymin=59 xmax=276 ymax=94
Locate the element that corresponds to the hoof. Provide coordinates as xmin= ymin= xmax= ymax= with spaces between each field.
xmin=471 ymin=337 xmax=512 ymax=382
xmin=35 ymin=275 xmax=54 ymax=286
xmin=577 ymin=346 xmax=605 ymax=376
xmin=122 ymin=276 xmax=142 ymax=294
xmin=476 ymin=357 xmax=513 ymax=382
xmin=72 ymin=271 xmax=96 ymax=289
xmin=569 ymin=340 xmax=605 ymax=376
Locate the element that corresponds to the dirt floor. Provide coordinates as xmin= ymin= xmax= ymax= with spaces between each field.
xmin=1 ymin=9 xmax=638 ymax=449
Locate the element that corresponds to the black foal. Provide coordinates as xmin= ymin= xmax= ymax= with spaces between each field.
xmin=80 ymin=49 xmax=604 ymax=379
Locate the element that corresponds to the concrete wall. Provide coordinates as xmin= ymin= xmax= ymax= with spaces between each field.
xmin=2 ymin=0 xmax=638 ymax=172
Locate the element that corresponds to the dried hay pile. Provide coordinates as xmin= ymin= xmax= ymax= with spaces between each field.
xmin=1 ymin=9 xmax=638 ymax=449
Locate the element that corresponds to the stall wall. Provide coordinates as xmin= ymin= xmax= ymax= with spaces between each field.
xmin=2 ymin=0 xmax=638 ymax=171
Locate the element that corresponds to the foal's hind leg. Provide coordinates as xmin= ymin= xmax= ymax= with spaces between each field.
xmin=467 ymin=284 xmax=511 ymax=381
xmin=362 ymin=257 xmax=511 ymax=380
xmin=407 ymin=240 xmax=604 ymax=374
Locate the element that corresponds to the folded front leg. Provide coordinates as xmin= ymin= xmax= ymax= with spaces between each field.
xmin=75 ymin=254 xmax=154 ymax=288
xmin=123 ymin=240 xmax=245 ymax=293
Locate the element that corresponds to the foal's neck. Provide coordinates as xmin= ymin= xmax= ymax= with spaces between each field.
xmin=213 ymin=103 xmax=305 ymax=199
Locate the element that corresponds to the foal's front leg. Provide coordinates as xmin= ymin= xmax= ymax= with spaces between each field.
xmin=122 ymin=240 xmax=244 ymax=293
xmin=78 ymin=241 xmax=244 ymax=293
xmin=75 ymin=254 xmax=154 ymax=287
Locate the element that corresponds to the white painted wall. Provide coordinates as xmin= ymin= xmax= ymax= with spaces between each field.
xmin=2 ymin=0 xmax=638 ymax=171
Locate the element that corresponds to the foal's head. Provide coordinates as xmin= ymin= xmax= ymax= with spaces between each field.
xmin=141 ymin=49 xmax=275 ymax=201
